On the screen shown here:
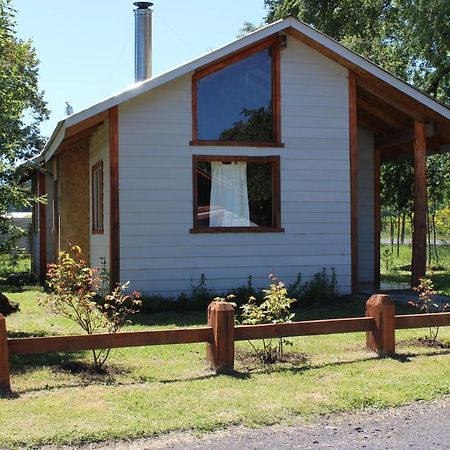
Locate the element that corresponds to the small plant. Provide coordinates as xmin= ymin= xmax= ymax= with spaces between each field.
xmin=212 ymin=293 xmax=237 ymax=307
xmin=241 ymin=274 xmax=296 ymax=364
xmin=301 ymin=268 xmax=338 ymax=305
xmin=191 ymin=273 xmax=212 ymax=307
xmin=287 ymin=273 xmax=303 ymax=299
xmin=409 ymin=277 xmax=449 ymax=342
xmin=382 ymin=247 xmax=398 ymax=275
xmin=41 ymin=245 xmax=141 ymax=371
xmin=98 ymin=256 xmax=110 ymax=298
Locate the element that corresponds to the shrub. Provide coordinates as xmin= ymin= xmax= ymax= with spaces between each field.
xmin=287 ymin=268 xmax=338 ymax=306
xmin=409 ymin=277 xmax=449 ymax=342
xmin=241 ymin=274 xmax=296 ymax=364
xmin=229 ymin=275 xmax=260 ymax=306
xmin=302 ymin=267 xmax=337 ymax=304
xmin=0 ymin=292 xmax=19 ymax=316
xmin=41 ymin=245 xmax=141 ymax=371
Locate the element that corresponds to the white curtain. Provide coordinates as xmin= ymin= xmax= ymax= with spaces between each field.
xmin=210 ymin=162 xmax=251 ymax=227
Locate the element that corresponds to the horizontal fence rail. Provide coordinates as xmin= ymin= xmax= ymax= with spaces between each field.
xmin=1 ymin=293 xmax=449 ymax=394
xmin=395 ymin=312 xmax=450 ymax=330
xmin=8 ymin=327 xmax=213 ymax=356
xmin=234 ymin=317 xmax=375 ymax=341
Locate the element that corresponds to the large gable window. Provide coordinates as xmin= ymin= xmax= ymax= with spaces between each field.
xmin=192 ymin=38 xmax=281 ymax=146
xmin=192 ymin=155 xmax=282 ymax=232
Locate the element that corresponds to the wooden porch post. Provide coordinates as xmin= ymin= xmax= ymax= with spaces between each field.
xmin=411 ymin=121 xmax=427 ymax=288
xmin=373 ymin=149 xmax=381 ymax=291
xmin=38 ymin=172 xmax=47 ymax=283
xmin=109 ymin=106 xmax=120 ymax=288
xmin=349 ymin=71 xmax=359 ymax=293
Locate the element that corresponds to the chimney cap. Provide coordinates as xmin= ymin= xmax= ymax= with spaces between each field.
xmin=134 ymin=2 xmax=153 ymax=9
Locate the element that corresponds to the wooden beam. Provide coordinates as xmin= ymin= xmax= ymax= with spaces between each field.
xmin=235 ymin=317 xmax=374 ymax=341
xmin=395 ymin=312 xmax=450 ymax=329
xmin=64 ymin=111 xmax=107 ymax=140
xmin=38 ymin=172 xmax=47 ymax=283
xmin=349 ymin=71 xmax=359 ymax=293
xmin=357 ymin=97 xmax=408 ymax=129
xmin=0 ymin=315 xmax=11 ymax=393
xmin=375 ymin=123 xmax=435 ymax=149
xmin=366 ymin=294 xmax=395 ymax=356
xmin=55 ymin=124 xmax=101 ymax=154
xmin=109 ymin=106 xmax=120 ymax=288
xmin=411 ymin=121 xmax=427 ymax=287
xmin=380 ymin=147 xmax=413 ymax=161
xmin=373 ymin=149 xmax=381 ymax=291
xmin=8 ymin=327 xmax=213 ymax=355
xmin=357 ymin=77 xmax=431 ymax=122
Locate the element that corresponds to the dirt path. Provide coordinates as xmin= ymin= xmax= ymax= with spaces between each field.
xmin=56 ymin=396 xmax=450 ymax=450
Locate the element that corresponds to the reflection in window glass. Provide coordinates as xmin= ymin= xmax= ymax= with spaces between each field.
xmin=197 ymin=48 xmax=273 ymax=142
xmin=196 ymin=161 xmax=273 ymax=228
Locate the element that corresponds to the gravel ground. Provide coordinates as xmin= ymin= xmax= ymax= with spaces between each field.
xmin=49 ymin=396 xmax=450 ymax=450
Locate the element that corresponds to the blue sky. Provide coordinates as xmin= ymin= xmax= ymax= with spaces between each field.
xmin=13 ymin=0 xmax=267 ymax=137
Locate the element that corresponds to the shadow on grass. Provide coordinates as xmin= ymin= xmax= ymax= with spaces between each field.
xmin=158 ymin=369 xmax=251 ymax=385
xmin=239 ymin=347 xmax=450 ymax=377
xmin=0 ymin=390 xmax=20 ymax=400
xmin=10 ymin=351 xmax=85 ymax=375
xmin=7 ymin=346 xmax=449 ymax=397
xmin=7 ymin=330 xmax=55 ymax=339
xmin=0 ymin=283 xmax=42 ymax=293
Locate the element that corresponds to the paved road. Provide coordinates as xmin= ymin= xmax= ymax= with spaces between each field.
xmin=69 ymin=397 xmax=450 ymax=450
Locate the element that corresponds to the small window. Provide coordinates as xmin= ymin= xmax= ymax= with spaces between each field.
xmin=92 ymin=161 xmax=104 ymax=234
xmin=192 ymin=155 xmax=282 ymax=232
xmin=192 ymin=38 xmax=281 ymax=146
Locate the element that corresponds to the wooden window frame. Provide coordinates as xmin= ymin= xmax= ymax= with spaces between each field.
xmin=191 ymin=36 xmax=283 ymax=148
xmin=191 ymin=154 xmax=283 ymax=233
xmin=91 ymin=160 xmax=104 ymax=234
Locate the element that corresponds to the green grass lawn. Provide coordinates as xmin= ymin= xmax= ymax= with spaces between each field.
xmin=381 ymin=244 xmax=450 ymax=294
xmin=0 ymin=254 xmax=31 ymax=279
xmin=0 ymin=288 xmax=449 ymax=449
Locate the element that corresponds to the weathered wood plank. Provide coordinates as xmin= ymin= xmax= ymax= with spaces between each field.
xmin=234 ymin=317 xmax=374 ymax=341
xmin=0 ymin=315 xmax=11 ymax=393
xmin=395 ymin=312 xmax=450 ymax=330
xmin=411 ymin=121 xmax=427 ymax=287
xmin=207 ymin=302 xmax=235 ymax=374
xmin=366 ymin=294 xmax=395 ymax=356
xmin=8 ymin=327 xmax=213 ymax=355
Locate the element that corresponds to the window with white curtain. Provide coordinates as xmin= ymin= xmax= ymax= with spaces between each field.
xmin=192 ymin=155 xmax=282 ymax=232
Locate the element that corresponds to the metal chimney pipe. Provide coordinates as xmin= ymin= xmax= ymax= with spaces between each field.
xmin=134 ymin=2 xmax=153 ymax=82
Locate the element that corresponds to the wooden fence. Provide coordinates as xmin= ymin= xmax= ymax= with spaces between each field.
xmin=1 ymin=294 xmax=449 ymax=393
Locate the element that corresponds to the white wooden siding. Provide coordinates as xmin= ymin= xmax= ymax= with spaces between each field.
xmin=357 ymin=127 xmax=375 ymax=283
xmin=118 ymin=35 xmax=351 ymax=295
xmin=45 ymin=170 xmax=54 ymax=264
xmin=89 ymin=124 xmax=110 ymax=271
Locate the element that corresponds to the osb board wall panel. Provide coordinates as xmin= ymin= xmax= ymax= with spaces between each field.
xmin=58 ymin=143 xmax=90 ymax=259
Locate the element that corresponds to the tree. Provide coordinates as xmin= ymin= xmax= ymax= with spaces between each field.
xmin=264 ymin=0 xmax=450 ymax=271
xmin=0 ymin=0 xmax=48 ymax=253
xmin=264 ymin=0 xmax=450 ymax=102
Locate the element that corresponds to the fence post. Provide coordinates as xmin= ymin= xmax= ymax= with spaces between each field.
xmin=207 ymin=301 xmax=235 ymax=374
xmin=366 ymin=294 xmax=396 ymax=356
xmin=0 ymin=314 xmax=11 ymax=394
